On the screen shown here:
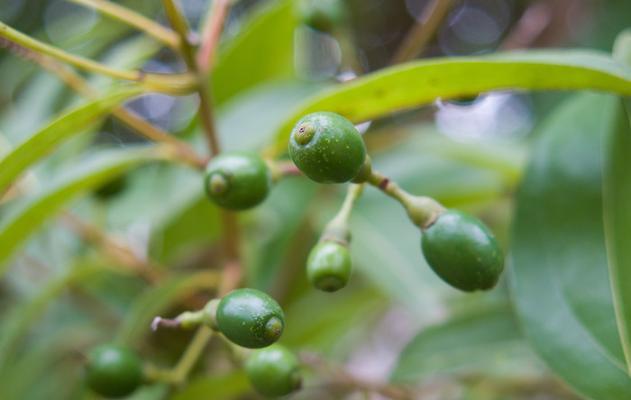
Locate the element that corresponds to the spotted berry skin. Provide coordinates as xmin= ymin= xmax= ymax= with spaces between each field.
xmin=307 ymin=241 xmax=352 ymax=292
xmin=216 ymin=288 xmax=285 ymax=349
xmin=204 ymin=152 xmax=271 ymax=210
xmin=421 ymin=210 xmax=504 ymax=292
xmin=85 ymin=344 xmax=143 ymax=398
xmin=245 ymin=344 xmax=302 ymax=397
xmin=289 ymin=112 xmax=366 ymax=183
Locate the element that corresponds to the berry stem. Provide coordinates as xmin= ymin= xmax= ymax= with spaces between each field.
xmin=67 ymin=0 xmax=181 ymax=50
xmin=197 ymin=0 xmax=234 ymax=74
xmin=367 ymin=170 xmax=444 ymax=228
xmin=322 ymin=184 xmax=364 ymax=244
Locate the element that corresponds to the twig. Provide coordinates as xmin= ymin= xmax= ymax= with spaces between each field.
xmin=66 ymin=0 xmax=180 ymax=50
xmin=391 ymin=0 xmax=454 ymax=64
xmin=0 ymin=37 xmax=206 ymax=169
xmin=0 ymin=22 xmax=196 ymax=94
xmin=197 ymin=0 xmax=232 ymax=74
xmin=61 ymin=212 xmax=164 ymax=282
xmin=500 ymin=1 xmax=553 ymax=50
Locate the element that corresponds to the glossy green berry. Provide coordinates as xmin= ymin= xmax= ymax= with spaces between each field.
xmin=204 ymin=152 xmax=272 ymax=210
xmin=85 ymin=344 xmax=143 ymax=398
xmin=300 ymin=0 xmax=348 ymax=33
xmin=421 ymin=210 xmax=504 ymax=292
xmin=216 ymin=288 xmax=285 ymax=348
xmin=307 ymin=241 xmax=351 ymax=292
xmin=289 ymin=112 xmax=366 ymax=183
xmin=245 ymin=344 xmax=302 ymax=397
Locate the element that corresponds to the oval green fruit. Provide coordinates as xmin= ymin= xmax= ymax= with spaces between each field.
xmin=421 ymin=210 xmax=504 ymax=292
xmin=216 ymin=288 xmax=285 ymax=348
xmin=85 ymin=344 xmax=143 ymax=398
xmin=204 ymin=152 xmax=271 ymax=210
xmin=307 ymin=241 xmax=352 ymax=292
xmin=289 ymin=112 xmax=366 ymax=183
xmin=245 ymin=344 xmax=302 ymax=397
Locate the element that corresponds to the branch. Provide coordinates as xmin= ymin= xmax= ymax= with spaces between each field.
xmin=0 ymin=22 xmax=196 ymax=94
xmin=197 ymin=0 xmax=232 ymax=74
xmin=66 ymin=0 xmax=180 ymax=50
xmin=391 ymin=0 xmax=454 ymax=64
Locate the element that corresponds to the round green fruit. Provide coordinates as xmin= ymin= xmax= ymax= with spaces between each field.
xmin=216 ymin=288 xmax=285 ymax=348
xmin=300 ymin=0 xmax=348 ymax=33
xmin=245 ymin=344 xmax=302 ymax=397
xmin=307 ymin=241 xmax=351 ymax=292
xmin=421 ymin=210 xmax=504 ymax=292
xmin=288 ymin=112 xmax=366 ymax=183
xmin=204 ymin=152 xmax=271 ymax=210
xmin=85 ymin=344 xmax=143 ymax=398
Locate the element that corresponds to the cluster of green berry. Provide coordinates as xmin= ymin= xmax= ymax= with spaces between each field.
xmin=84 ymin=111 xmax=503 ymax=398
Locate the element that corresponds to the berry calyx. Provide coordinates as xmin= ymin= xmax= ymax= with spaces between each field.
xmin=289 ymin=112 xmax=366 ymax=183
xmin=307 ymin=241 xmax=352 ymax=292
xmin=84 ymin=344 xmax=143 ymax=398
xmin=216 ymin=288 xmax=285 ymax=348
xmin=204 ymin=152 xmax=272 ymax=210
xmin=420 ymin=210 xmax=504 ymax=292
xmin=245 ymin=344 xmax=302 ymax=397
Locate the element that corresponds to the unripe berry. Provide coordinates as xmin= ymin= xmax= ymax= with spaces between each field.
xmin=289 ymin=112 xmax=366 ymax=183
xmin=307 ymin=241 xmax=352 ymax=292
xmin=204 ymin=152 xmax=271 ymax=210
xmin=245 ymin=344 xmax=302 ymax=397
xmin=216 ymin=288 xmax=285 ymax=348
xmin=85 ymin=344 xmax=143 ymax=398
xmin=421 ymin=210 xmax=504 ymax=291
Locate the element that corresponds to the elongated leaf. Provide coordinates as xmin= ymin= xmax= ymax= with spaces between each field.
xmin=212 ymin=0 xmax=297 ymax=105
xmin=0 ymin=87 xmax=142 ymax=194
xmin=115 ymin=271 xmax=219 ymax=345
xmin=0 ymin=147 xmax=163 ymax=272
xmin=511 ymin=93 xmax=631 ymax=399
xmin=603 ymin=100 xmax=631 ymax=371
xmin=272 ymin=50 xmax=631 ymax=152
xmin=391 ymin=304 xmax=530 ymax=383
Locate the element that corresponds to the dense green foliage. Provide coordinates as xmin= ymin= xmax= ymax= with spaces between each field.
xmin=0 ymin=1 xmax=630 ymax=399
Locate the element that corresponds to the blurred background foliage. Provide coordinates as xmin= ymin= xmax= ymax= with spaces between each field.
xmin=0 ymin=0 xmax=630 ymax=399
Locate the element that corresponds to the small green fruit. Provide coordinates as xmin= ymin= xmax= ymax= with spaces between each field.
xmin=300 ymin=0 xmax=348 ymax=33
xmin=216 ymin=288 xmax=285 ymax=348
xmin=85 ymin=344 xmax=143 ymax=398
xmin=204 ymin=152 xmax=272 ymax=210
xmin=307 ymin=241 xmax=351 ymax=292
xmin=245 ymin=344 xmax=302 ymax=397
xmin=289 ymin=112 xmax=366 ymax=183
xmin=421 ymin=210 xmax=504 ymax=292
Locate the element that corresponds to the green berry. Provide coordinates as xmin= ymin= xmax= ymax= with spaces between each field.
xmin=216 ymin=288 xmax=285 ymax=348
xmin=245 ymin=344 xmax=302 ymax=397
xmin=289 ymin=112 xmax=366 ymax=183
xmin=307 ymin=241 xmax=351 ymax=292
xmin=300 ymin=0 xmax=348 ymax=33
xmin=85 ymin=344 xmax=143 ymax=398
xmin=421 ymin=210 xmax=504 ymax=292
xmin=204 ymin=152 xmax=272 ymax=210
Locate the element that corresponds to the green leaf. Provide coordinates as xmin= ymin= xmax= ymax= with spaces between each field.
xmin=0 ymin=147 xmax=163 ymax=272
xmin=272 ymin=50 xmax=631 ymax=153
xmin=212 ymin=0 xmax=297 ymax=105
xmin=603 ymin=99 xmax=631 ymax=371
xmin=511 ymin=93 xmax=631 ymax=399
xmin=391 ymin=304 xmax=530 ymax=383
xmin=115 ymin=271 xmax=219 ymax=345
xmin=0 ymin=87 xmax=142 ymax=194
